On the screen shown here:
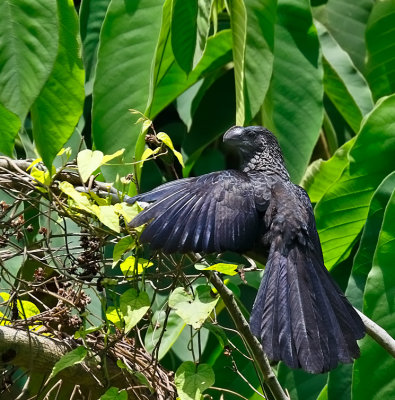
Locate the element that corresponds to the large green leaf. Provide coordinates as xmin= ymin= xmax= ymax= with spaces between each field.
xmin=92 ymin=0 xmax=164 ymax=161
xmin=277 ymin=365 xmax=327 ymax=400
xmin=0 ymin=104 xmax=21 ymax=156
xmin=302 ymin=137 xmax=355 ymax=204
xmin=365 ymin=0 xmax=395 ymax=100
xmin=314 ymin=0 xmax=373 ymax=73
xmin=316 ymin=21 xmax=373 ymax=133
xmin=315 ymin=95 xmax=395 ymax=269
xmin=346 ymin=172 xmax=395 ymax=310
xmin=79 ymin=0 xmax=111 ymax=84
xmin=31 ymin=0 xmax=85 ymax=169
xmin=149 ymin=29 xmax=233 ymax=118
xmin=226 ymin=0 xmax=247 ymax=125
xmin=171 ymin=0 xmax=198 ymax=74
xmin=0 ymin=0 xmax=58 ymax=121
xmin=262 ymin=0 xmax=323 ymax=183
xmin=243 ymin=0 xmax=276 ymax=123
xmin=352 ymin=190 xmax=395 ymax=399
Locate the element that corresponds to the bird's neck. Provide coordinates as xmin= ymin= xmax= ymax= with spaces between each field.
xmin=241 ymin=148 xmax=290 ymax=181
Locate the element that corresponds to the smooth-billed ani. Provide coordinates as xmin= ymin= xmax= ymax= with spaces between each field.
xmin=127 ymin=125 xmax=365 ymax=374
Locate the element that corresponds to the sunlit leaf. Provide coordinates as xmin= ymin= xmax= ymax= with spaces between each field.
xmin=195 ymin=263 xmax=238 ymax=276
xmin=120 ymin=256 xmax=153 ymax=277
xmin=102 ymin=149 xmax=125 ymax=164
xmin=120 ymin=289 xmax=150 ymax=333
xmin=113 ymin=236 xmax=136 ymax=267
xmin=352 ymin=189 xmax=395 ymax=399
xmin=175 ymin=361 xmax=215 ymax=400
xmin=0 ymin=0 xmax=58 ymax=120
xmin=169 ymin=286 xmax=218 ymax=329
xmin=77 ymin=149 xmax=104 ymax=183
xmin=97 ymin=205 xmax=120 ymax=232
xmin=31 ymin=0 xmax=85 ymax=169
xmin=50 ymin=346 xmax=87 ymax=379
xmin=59 ymin=181 xmax=94 ymax=214
xmin=157 ymin=132 xmax=185 ymax=167
xmin=315 ymin=94 xmax=395 ymax=269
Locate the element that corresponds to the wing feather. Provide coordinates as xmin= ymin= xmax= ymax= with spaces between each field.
xmin=128 ymin=170 xmax=264 ymax=254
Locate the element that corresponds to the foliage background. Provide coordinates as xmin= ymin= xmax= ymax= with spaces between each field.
xmin=1 ymin=0 xmax=395 ymax=399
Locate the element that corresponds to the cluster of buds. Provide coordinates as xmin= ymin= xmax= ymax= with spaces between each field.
xmin=77 ymin=232 xmax=102 ymax=278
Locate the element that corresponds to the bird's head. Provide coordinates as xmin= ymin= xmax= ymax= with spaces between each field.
xmin=223 ymin=125 xmax=281 ymax=159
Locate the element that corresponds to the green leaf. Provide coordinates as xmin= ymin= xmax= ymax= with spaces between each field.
xmin=262 ymin=0 xmax=323 ymax=183
xmin=114 ymin=202 xmax=140 ymax=224
xmin=50 ymin=346 xmax=87 ymax=379
xmin=346 ymin=172 xmax=395 ymax=310
xmin=314 ymin=0 xmax=373 ymax=72
xmin=31 ymin=0 xmax=85 ymax=169
xmin=195 ymin=0 xmax=213 ymax=67
xmin=352 ymin=189 xmax=395 ymax=399
xmin=203 ymin=322 xmax=228 ymax=348
xmin=175 ymin=362 xmax=215 ymax=400
xmin=365 ymin=0 xmax=395 ymax=100
xmin=316 ymin=21 xmax=374 ymax=133
xmin=277 ymin=366 xmax=327 ymax=400
xmin=120 ymin=289 xmax=150 ymax=333
xmin=169 ymin=286 xmax=219 ymax=329
xmin=157 ymin=132 xmax=185 ymax=167
xmin=97 ymin=205 xmax=120 ymax=233
xmin=315 ymin=94 xmax=395 ymax=269
xmin=145 ymin=309 xmax=186 ymax=360
xmin=301 ymin=137 xmax=355 ymax=204
xmin=243 ymin=0 xmax=276 ymax=123
xmin=59 ymin=181 xmax=95 ymax=214
xmin=105 ymin=306 xmax=122 ymax=327
xmin=102 ymin=149 xmax=125 ymax=164
xmin=79 ymin=0 xmax=111 ymax=84
xmin=92 ymin=0 xmax=164 ymax=177
xmin=226 ymin=0 xmax=247 ymax=125
xmin=149 ymin=29 xmax=233 ymax=118
xmin=171 ymin=0 xmax=198 ymax=74
xmin=0 ymin=0 xmax=58 ymax=121
xmin=120 ymin=256 xmax=153 ymax=277
xmin=77 ymin=149 xmax=104 ymax=183
xmin=0 ymin=104 xmax=21 ymax=156
xmin=195 ymin=263 xmax=238 ymax=276
xmin=99 ymin=387 xmax=127 ymax=400
xmin=113 ymin=236 xmax=136 ymax=266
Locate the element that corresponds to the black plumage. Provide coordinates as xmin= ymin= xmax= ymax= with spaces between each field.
xmin=127 ymin=125 xmax=365 ymax=373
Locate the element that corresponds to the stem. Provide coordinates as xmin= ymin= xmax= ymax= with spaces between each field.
xmin=202 ymin=271 xmax=289 ymax=400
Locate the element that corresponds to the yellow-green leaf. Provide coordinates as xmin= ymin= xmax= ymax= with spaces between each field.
xmin=120 ymin=256 xmax=153 ymax=277
xmin=97 ymin=205 xmax=120 ymax=232
xmin=77 ymin=149 xmax=104 ymax=183
xmin=102 ymin=148 xmax=125 ymax=164
xmin=195 ymin=262 xmax=238 ymax=276
xmin=59 ymin=181 xmax=95 ymax=214
xmin=157 ymin=132 xmax=185 ymax=167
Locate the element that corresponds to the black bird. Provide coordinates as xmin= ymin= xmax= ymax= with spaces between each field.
xmin=127 ymin=126 xmax=365 ymax=373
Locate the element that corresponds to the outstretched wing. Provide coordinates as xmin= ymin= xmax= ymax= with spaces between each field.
xmin=127 ymin=170 xmax=261 ymax=253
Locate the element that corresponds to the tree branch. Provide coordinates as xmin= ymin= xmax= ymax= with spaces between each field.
xmin=0 ymin=326 xmax=176 ymax=399
xmin=356 ymin=309 xmax=395 ymax=358
xmin=202 ymin=271 xmax=289 ymax=400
